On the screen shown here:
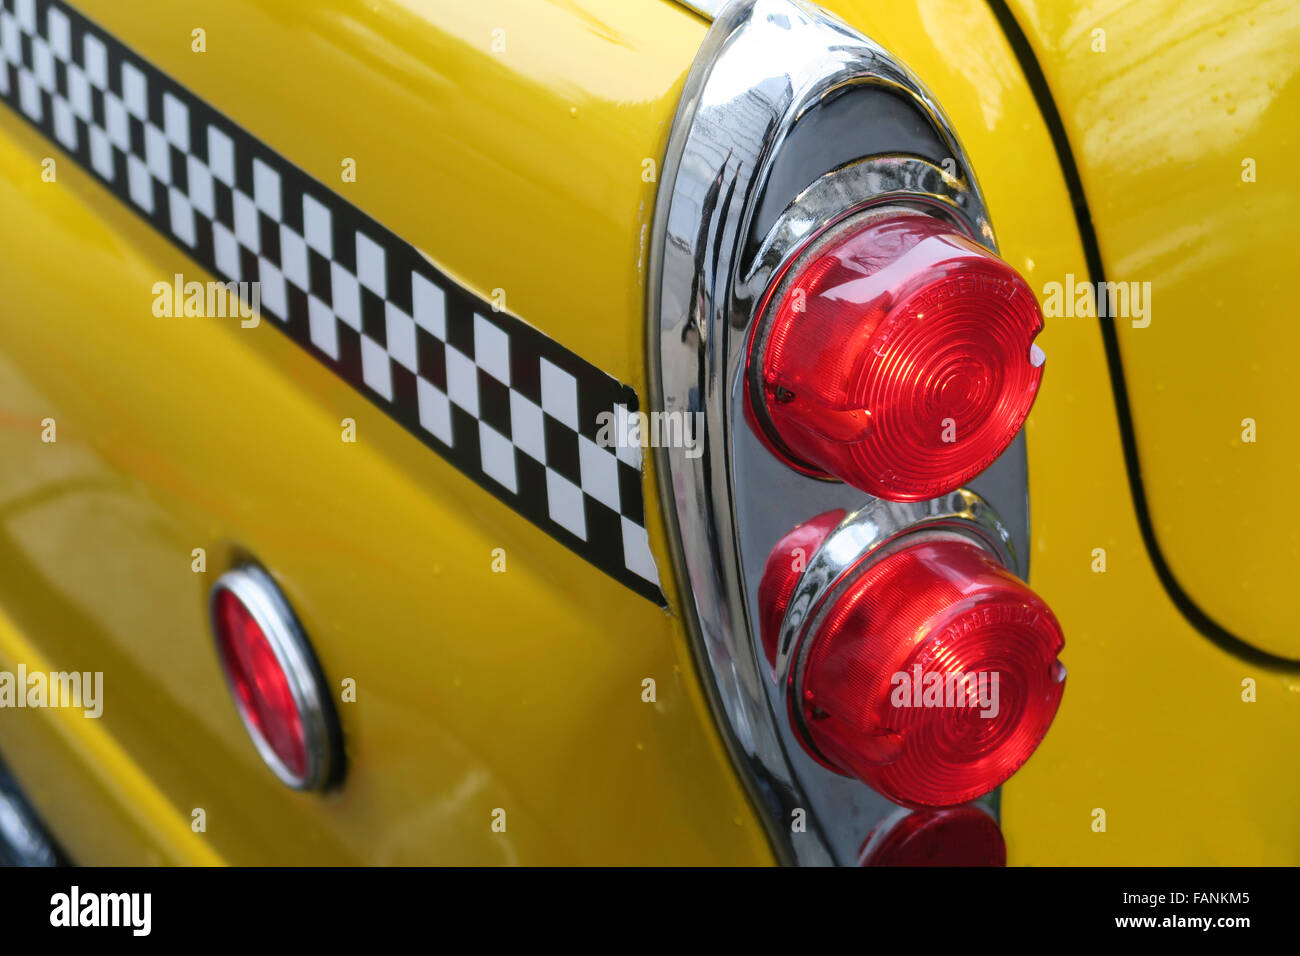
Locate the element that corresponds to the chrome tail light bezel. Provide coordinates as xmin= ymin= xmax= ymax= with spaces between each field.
xmin=647 ymin=0 xmax=1033 ymax=864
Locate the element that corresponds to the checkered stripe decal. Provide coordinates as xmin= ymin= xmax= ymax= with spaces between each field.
xmin=0 ymin=0 xmax=665 ymax=605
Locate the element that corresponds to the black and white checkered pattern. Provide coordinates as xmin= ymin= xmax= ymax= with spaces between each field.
xmin=0 ymin=0 xmax=665 ymax=605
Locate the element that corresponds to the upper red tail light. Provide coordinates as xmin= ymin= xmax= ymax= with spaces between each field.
xmin=793 ymin=535 xmax=1065 ymax=808
xmin=748 ymin=212 xmax=1045 ymax=501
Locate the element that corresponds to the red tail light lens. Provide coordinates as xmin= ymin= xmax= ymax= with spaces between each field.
xmin=757 ymin=509 xmax=845 ymax=669
xmin=794 ymin=536 xmax=1065 ymax=808
xmin=213 ymin=588 xmax=309 ymax=781
xmin=749 ymin=213 xmax=1044 ymax=501
xmin=860 ymin=807 xmax=1006 ymax=867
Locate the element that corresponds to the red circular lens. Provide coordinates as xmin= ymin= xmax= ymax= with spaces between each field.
xmin=795 ymin=536 xmax=1065 ymax=808
xmin=860 ymin=807 xmax=1006 ymax=867
xmin=213 ymin=589 xmax=308 ymax=780
xmin=751 ymin=213 xmax=1044 ymax=501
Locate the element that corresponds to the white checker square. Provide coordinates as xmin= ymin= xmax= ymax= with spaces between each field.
xmin=31 ymin=36 xmax=54 ymax=91
xmin=329 ymin=263 xmax=361 ymax=330
xmin=121 ymin=61 xmax=147 ymax=119
xmin=360 ymin=335 xmax=393 ymax=400
xmin=355 ymin=232 xmax=386 ymax=295
xmin=52 ymin=97 xmax=77 ymax=149
xmin=186 ymin=156 xmax=214 ymax=218
xmin=252 ymin=158 xmax=281 ymax=220
xmin=258 ymin=257 xmax=286 ymax=320
xmin=385 ymin=303 xmax=417 ymax=372
xmin=145 ymin=123 xmax=171 ymax=183
xmin=621 ymin=518 xmax=658 ymax=584
xmin=473 ymin=314 xmax=510 ymax=384
xmin=18 ymin=69 xmax=41 ymax=120
xmin=479 ymin=423 xmax=518 ymax=493
xmin=82 ymin=33 xmax=107 ymax=88
xmin=307 ymin=295 xmax=339 ymax=360
xmin=412 ymin=272 xmax=445 ymax=339
xmin=105 ymin=93 xmax=129 ymax=149
xmin=546 ymin=469 xmax=587 ymax=540
xmin=539 ymin=358 xmax=579 ymax=430
xmin=46 ymin=7 xmax=70 ymax=59
xmin=578 ymin=436 xmax=620 ymax=513
xmin=509 ymin=392 xmax=546 ymax=463
xmin=417 ymin=378 xmax=453 ymax=446
xmin=612 ymin=404 xmax=642 ymax=469
xmin=445 ymin=346 xmax=479 ymax=416
xmin=163 ymin=93 xmax=189 ymax=151
xmin=15 ymin=0 xmax=34 ymax=33
xmin=89 ymin=126 xmax=113 ymax=180
xmin=67 ymin=64 xmax=91 ymax=120
xmin=302 ymin=194 xmax=332 ymax=256
xmin=126 ymin=154 xmax=153 ymax=212
xmin=233 ymin=191 xmax=260 ymax=252
xmin=168 ymin=187 xmax=196 ymax=247
xmin=207 ymin=127 xmax=235 ymax=185
xmin=213 ymin=222 xmax=241 ymax=281
xmin=1 ymin=14 xmax=18 ymax=66
xmin=279 ymin=225 xmax=309 ymax=290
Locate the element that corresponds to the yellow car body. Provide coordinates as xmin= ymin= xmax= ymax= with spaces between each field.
xmin=0 ymin=0 xmax=1294 ymax=865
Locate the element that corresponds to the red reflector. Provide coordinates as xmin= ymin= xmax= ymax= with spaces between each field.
xmin=795 ymin=536 xmax=1064 ymax=808
xmin=750 ymin=213 xmax=1044 ymax=501
xmin=210 ymin=566 xmax=340 ymax=790
xmin=213 ymin=589 xmax=309 ymax=780
xmin=861 ymin=807 xmax=1006 ymax=867
xmin=757 ymin=509 xmax=845 ymax=670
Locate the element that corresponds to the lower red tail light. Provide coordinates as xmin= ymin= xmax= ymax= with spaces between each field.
xmin=793 ymin=536 xmax=1064 ymax=808
xmin=748 ymin=212 xmax=1045 ymax=501
xmin=860 ymin=807 xmax=1006 ymax=867
xmin=210 ymin=566 xmax=341 ymax=790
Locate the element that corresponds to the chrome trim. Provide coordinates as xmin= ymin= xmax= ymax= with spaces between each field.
xmin=0 ymin=759 xmax=62 ymax=866
xmin=740 ymin=155 xmax=992 ymax=302
xmin=648 ymin=0 xmax=1029 ymax=865
xmin=209 ymin=565 xmax=341 ymax=791
xmin=672 ymin=0 xmax=729 ymax=19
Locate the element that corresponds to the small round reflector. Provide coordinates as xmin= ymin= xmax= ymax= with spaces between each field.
xmin=793 ymin=535 xmax=1064 ymax=808
xmin=860 ymin=807 xmax=1006 ymax=867
xmin=210 ymin=566 xmax=341 ymax=790
xmin=749 ymin=212 xmax=1044 ymax=501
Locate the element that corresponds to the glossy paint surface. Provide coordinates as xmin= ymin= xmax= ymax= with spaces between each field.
xmin=1006 ymin=0 xmax=1300 ymax=658
xmin=0 ymin=0 xmax=770 ymax=865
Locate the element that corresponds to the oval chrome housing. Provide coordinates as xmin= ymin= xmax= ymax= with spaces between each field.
xmin=209 ymin=565 xmax=343 ymax=791
xmin=648 ymin=0 xmax=1031 ymax=864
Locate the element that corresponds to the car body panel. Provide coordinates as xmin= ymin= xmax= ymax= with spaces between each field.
xmin=992 ymin=0 xmax=1300 ymax=863
xmin=1004 ymin=0 xmax=1300 ymax=660
xmin=0 ymin=0 xmax=773 ymax=865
